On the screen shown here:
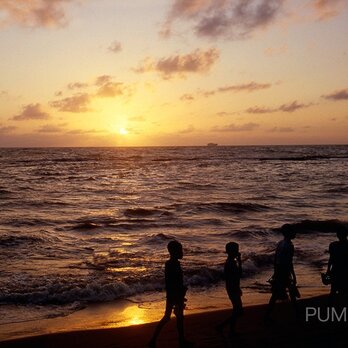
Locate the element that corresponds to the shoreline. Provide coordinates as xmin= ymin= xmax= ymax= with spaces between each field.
xmin=0 ymin=286 xmax=329 ymax=343
xmin=1 ymin=294 xmax=347 ymax=348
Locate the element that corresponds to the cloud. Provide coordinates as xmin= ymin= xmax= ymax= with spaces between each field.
xmin=0 ymin=125 xmax=17 ymax=133
xmin=216 ymin=111 xmax=238 ymax=116
xmin=50 ymin=93 xmax=91 ymax=113
xmin=189 ymin=81 xmax=271 ymax=99
xmin=37 ymin=124 xmax=66 ymax=133
xmin=278 ymin=101 xmax=310 ymax=112
xmin=268 ymin=126 xmax=294 ymax=132
xmin=180 ymin=93 xmax=195 ymax=101
xmin=311 ymin=0 xmax=346 ymax=20
xmin=50 ymin=75 xmax=133 ymax=114
xmin=218 ymin=82 xmax=271 ymax=93
xmin=211 ymin=122 xmax=259 ymax=132
xmin=246 ymin=100 xmax=312 ymax=114
xmin=67 ymin=82 xmax=88 ymax=90
xmin=0 ymin=90 xmax=8 ymax=98
xmin=163 ymin=0 xmax=285 ymax=39
xmin=246 ymin=106 xmax=274 ymax=114
xmin=66 ymin=128 xmax=106 ymax=135
xmin=0 ymin=0 xmax=81 ymax=29
xmin=322 ymin=88 xmax=348 ymax=101
xmin=94 ymin=75 xmax=132 ymax=98
xmin=134 ymin=48 xmax=219 ymax=79
xmin=96 ymin=82 xmax=130 ymax=98
xmin=108 ymin=40 xmax=122 ymax=53
xmin=95 ymin=75 xmax=112 ymax=86
xmin=163 ymin=0 xmax=345 ymax=40
xmin=179 ymin=124 xmax=195 ymax=133
xmin=12 ymin=103 xmax=50 ymax=120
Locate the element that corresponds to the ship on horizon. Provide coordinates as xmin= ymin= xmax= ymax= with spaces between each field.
xmin=207 ymin=143 xmax=218 ymax=147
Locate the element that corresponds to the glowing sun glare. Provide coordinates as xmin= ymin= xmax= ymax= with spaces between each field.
xmin=119 ymin=127 xmax=128 ymax=135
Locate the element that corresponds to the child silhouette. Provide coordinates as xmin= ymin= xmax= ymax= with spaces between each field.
xmin=149 ymin=241 xmax=192 ymax=348
xmin=216 ymin=242 xmax=243 ymax=335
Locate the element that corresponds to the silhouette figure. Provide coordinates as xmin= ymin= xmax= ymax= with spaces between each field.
xmin=149 ymin=241 xmax=192 ymax=348
xmin=265 ymin=225 xmax=299 ymax=321
xmin=216 ymin=242 xmax=243 ymax=336
xmin=326 ymin=227 xmax=348 ymax=300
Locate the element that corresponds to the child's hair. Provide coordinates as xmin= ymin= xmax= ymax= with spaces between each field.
xmin=225 ymin=242 xmax=239 ymax=255
xmin=167 ymin=240 xmax=182 ymax=255
xmin=337 ymin=225 xmax=348 ymax=240
xmin=281 ymin=224 xmax=296 ymax=239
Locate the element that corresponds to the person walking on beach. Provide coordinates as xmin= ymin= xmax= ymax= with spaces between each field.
xmin=265 ymin=225 xmax=299 ymax=321
xmin=149 ymin=240 xmax=192 ymax=348
xmin=326 ymin=227 xmax=348 ymax=302
xmin=216 ymin=242 xmax=243 ymax=336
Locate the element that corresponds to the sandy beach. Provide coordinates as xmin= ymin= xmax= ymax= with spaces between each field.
xmin=1 ymin=295 xmax=347 ymax=348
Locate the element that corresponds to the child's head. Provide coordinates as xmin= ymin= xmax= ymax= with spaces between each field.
xmin=337 ymin=226 xmax=348 ymax=242
xmin=281 ymin=224 xmax=296 ymax=240
xmin=225 ymin=242 xmax=239 ymax=257
xmin=167 ymin=240 xmax=183 ymax=259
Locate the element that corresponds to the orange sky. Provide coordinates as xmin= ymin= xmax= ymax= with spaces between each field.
xmin=0 ymin=0 xmax=347 ymax=146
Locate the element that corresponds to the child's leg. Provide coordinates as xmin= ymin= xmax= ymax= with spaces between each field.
xmin=265 ymin=293 xmax=276 ymax=320
xmin=230 ymin=295 xmax=243 ymax=333
xmin=174 ymin=303 xmax=185 ymax=342
xmin=149 ymin=301 xmax=172 ymax=345
xmin=289 ymin=288 xmax=298 ymax=318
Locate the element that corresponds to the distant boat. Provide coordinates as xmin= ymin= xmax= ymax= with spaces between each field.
xmin=207 ymin=143 xmax=218 ymax=147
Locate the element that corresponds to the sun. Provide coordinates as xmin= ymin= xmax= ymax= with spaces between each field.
xmin=119 ymin=127 xmax=128 ymax=135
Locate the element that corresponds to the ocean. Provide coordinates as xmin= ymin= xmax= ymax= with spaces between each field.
xmin=0 ymin=146 xmax=347 ymax=328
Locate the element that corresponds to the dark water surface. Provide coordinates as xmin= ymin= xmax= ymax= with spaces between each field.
xmin=0 ymin=146 xmax=347 ymax=324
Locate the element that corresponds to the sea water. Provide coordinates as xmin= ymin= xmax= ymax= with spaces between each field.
xmin=0 ymin=146 xmax=347 ymax=334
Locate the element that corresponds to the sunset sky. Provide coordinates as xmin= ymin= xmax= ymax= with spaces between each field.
xmin=0 ymin=0 xmax=347 ymax=146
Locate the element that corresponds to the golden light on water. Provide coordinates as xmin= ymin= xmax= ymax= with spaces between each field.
xmin=122 ymin=305 xmax=146 ymax=326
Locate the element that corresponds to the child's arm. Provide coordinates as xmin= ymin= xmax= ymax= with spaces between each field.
xmin=327 ymin=244 xmax=333 ymax=274
xmin=290 ymin=262 xmax=297 ymax=284
xmin=236 ymin=253 xmax=242 ymax=276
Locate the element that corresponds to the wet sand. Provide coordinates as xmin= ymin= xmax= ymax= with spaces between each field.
xmin=1 ymin=295 xmax=347 ymax=348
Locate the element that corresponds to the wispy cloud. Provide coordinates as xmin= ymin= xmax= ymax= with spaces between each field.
xmin=162 ymin=0 xmax=285 ymax=39
xmin=67 ymin=82 xmax=88 ymax=90
xmin=50 ymin=75 xmax=133 ymax=113
xmin=0 ymin=0 xmax=81 ymax=29
xmin=37 ymin=124 xmax=66 ymax=133
xmin=162 ymin=0 xmax=345 ymax=39
xmin=279 ymin=101 xmax=311 ymax=112
xmin=246 ymin=100 xmax=313 ymax=114
xmin=216 ymin=111 xmax=239 ymax=116
xmin=108 ymin=40 xmax=122 ymax=53
xmin=268 ymin=126 xmax=294 ymax=132
xmin=217 ymin=82 xmax=271 ymax=93
xmin=246 ymin=106 xmax=274 ymax=114
xmin=50 ymin=93 xmax=91 ymax=113
xmin=0 ymin=125 xmax=17 ymax=133
xmin=182 ymin=81 xmax=271 ymax=100
xmin=66 ymin=128 xmax=107 ymax=135
xmin=11 ymin=103 xmax=50 ymax=120
xmin=311 ymin=0 xmax=346 ymax=20
xmin=322 ymin=88 xmax=348 ymax=101
xmin=134 ymin=48 xmax=219 ymax=79
xmin=94 ymin=75 xmax=133 ymax=98
xmin=211 ymin=122 xmax=259 ymax=132
xmin=180 ymin=93 xmax=195 ymax=101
